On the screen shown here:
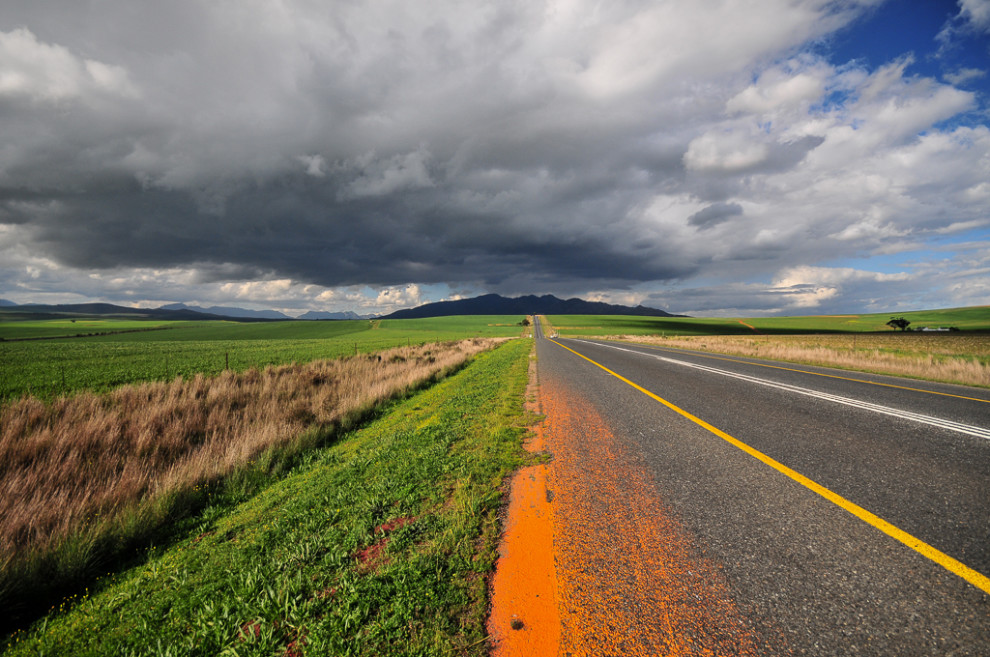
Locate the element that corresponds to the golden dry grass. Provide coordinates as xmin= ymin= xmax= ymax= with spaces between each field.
xmin=605 ymin=333 xmax=990 ymax=388
xmin=0 ymin=339 xmax=502 ymax=561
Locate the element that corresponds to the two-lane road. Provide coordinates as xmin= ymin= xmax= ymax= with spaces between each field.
xmin=533 ymin=318 xmax=989 ymax=655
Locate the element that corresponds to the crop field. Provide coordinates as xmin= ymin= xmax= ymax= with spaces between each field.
xmin=0 ymin=316 xmax=528 ymax=401
xmin=546 ymin=306 xmax=990 ymax=337
xmin=0 ymin=319 xmax=187 ymax=341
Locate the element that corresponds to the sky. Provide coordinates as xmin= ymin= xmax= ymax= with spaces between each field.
xmin=1 ymin=0 xmax=988 ymax=318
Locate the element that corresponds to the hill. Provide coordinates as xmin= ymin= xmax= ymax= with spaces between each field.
xmin=384 ymin=293 xmax=683 ymax=319
xmin=0 ymin=302 xmax=232 ymax=321
xmin=159 ymin=302 xmax=291 ymax=320
xmin=297 ymin=310 xmax=368 ymax=320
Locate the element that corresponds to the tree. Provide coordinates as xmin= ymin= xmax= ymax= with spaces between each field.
xmin=887 ymin=317 xmax=910 ymax=331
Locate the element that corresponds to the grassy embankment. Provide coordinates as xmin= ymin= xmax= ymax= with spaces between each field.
xmin=4 ymin=338 xmax=533 ymax=655
xmin=545 ymin=306 xmax=990 ymax=388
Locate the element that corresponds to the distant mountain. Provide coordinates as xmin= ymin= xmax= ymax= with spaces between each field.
xmin=296 ymin=310 xmax=367 ymax=320
xmin=160 ymin=303 xmax=291 ymax=320
xmin=0 ymin=302 xmax=231 ymax=321
xmin=0 ymin=300 xmax=371 ymax=322
xmin=384 ymin=294 xmax=684 ymax=319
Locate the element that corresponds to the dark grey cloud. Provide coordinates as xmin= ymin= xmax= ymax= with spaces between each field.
xmin=0 ymin=1 xmax=988 ymax=315
xmin=687 ymin=202 xmax=744 ymax=229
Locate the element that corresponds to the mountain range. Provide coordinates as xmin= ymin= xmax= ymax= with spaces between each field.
xmin=384 ymin=294 xmax=682 ymax=319
xmin=159 ymin=304 xmax=371 ymax=320
xmin=159 ymin=303 xmax=292 ymax=320
xmin=0 ymin=302 xmax=234 ymax=321
xmin=0 ymin=294 xmax=682 ymax=321
xmin=0 ymin=301 xmax=374 ymax=321
xmin=296 ymin=310 xmax=366 ymax=320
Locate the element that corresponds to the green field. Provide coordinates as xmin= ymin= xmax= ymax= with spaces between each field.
xmin=546 ymin=306 xmax=990 ymax=337
xmin=3 ymin=339 xmax=533 ymax=656
xmin=0 ymin=319 xmax=188 ymax=341
xmin=0 ymin=317 xmax=528 ymax=401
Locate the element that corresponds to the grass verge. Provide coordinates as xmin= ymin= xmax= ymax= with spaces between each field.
xmin=3 ymin=338 xmax=533 ymax=656
xmin=0 ymin=339 xmax=504 ymax=636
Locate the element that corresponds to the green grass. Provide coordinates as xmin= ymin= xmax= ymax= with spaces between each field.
xmin=3 ymin=339 xmax=533 ymax=656
xmin=546 ymin=306 xmax=990 ymax=337
xmin=0 ymin=317 xmax=528 ymax=401
xmin=0 ymin=319 xmax=187 ymax=341
xmin=85 ymin=320 xmax=372 ymax=341
xmin=873 ymin=306 xmax=990 ymax=331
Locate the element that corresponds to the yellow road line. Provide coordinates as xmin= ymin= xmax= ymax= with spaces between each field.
xmin=609 ymin=340 xmax=990 ymax=404
xmin=551 ymin=339 xmax=990 ymax=596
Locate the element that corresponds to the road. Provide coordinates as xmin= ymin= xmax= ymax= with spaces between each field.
xmin=532 ymin=318 xmax=990 ymax=655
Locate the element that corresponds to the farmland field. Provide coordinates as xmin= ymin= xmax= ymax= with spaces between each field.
xmin=0 ymin=316 xmax=529 ymax=401
xmin=0 ymin=319 xmax=186 ymax=341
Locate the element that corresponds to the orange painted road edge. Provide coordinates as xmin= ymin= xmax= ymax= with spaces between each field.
xmin=488 ymin=344 xmax=560 ymax=656
xmin=551 ymin=338 xmax=990 ymax=596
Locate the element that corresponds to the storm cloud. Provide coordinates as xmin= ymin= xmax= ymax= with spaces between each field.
xmin=1 ymin=0 xmax=988 ymax=315
xmin=687 ymin=202 xmax=744 ymax=230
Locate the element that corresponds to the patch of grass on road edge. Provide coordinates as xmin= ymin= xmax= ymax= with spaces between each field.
xmin=3 ymin=338 xmax=532 ymax=656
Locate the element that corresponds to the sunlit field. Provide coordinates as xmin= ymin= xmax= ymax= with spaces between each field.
xmin=545 ymin=306 xmax=990 ymax=337
xmin=0 ymin=316 xmax=529 ymax=401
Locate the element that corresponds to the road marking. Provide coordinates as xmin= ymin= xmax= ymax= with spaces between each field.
xmin=550 ymin=338 xmax=990 ymax=596
xmin=582 ymin=339 xmax=990 ymax=404
xmin=580 ymin=341 xmax=990 ymax=440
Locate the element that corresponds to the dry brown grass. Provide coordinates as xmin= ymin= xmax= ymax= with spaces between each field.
xmin=0 ymin=339 xmax=502 ymax=562
xmin=603 ymin=334 xmax=990 ymax=388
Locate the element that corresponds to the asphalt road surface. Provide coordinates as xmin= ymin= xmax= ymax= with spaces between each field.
xmin=533 ymin=318 xmax=989 ymax=656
